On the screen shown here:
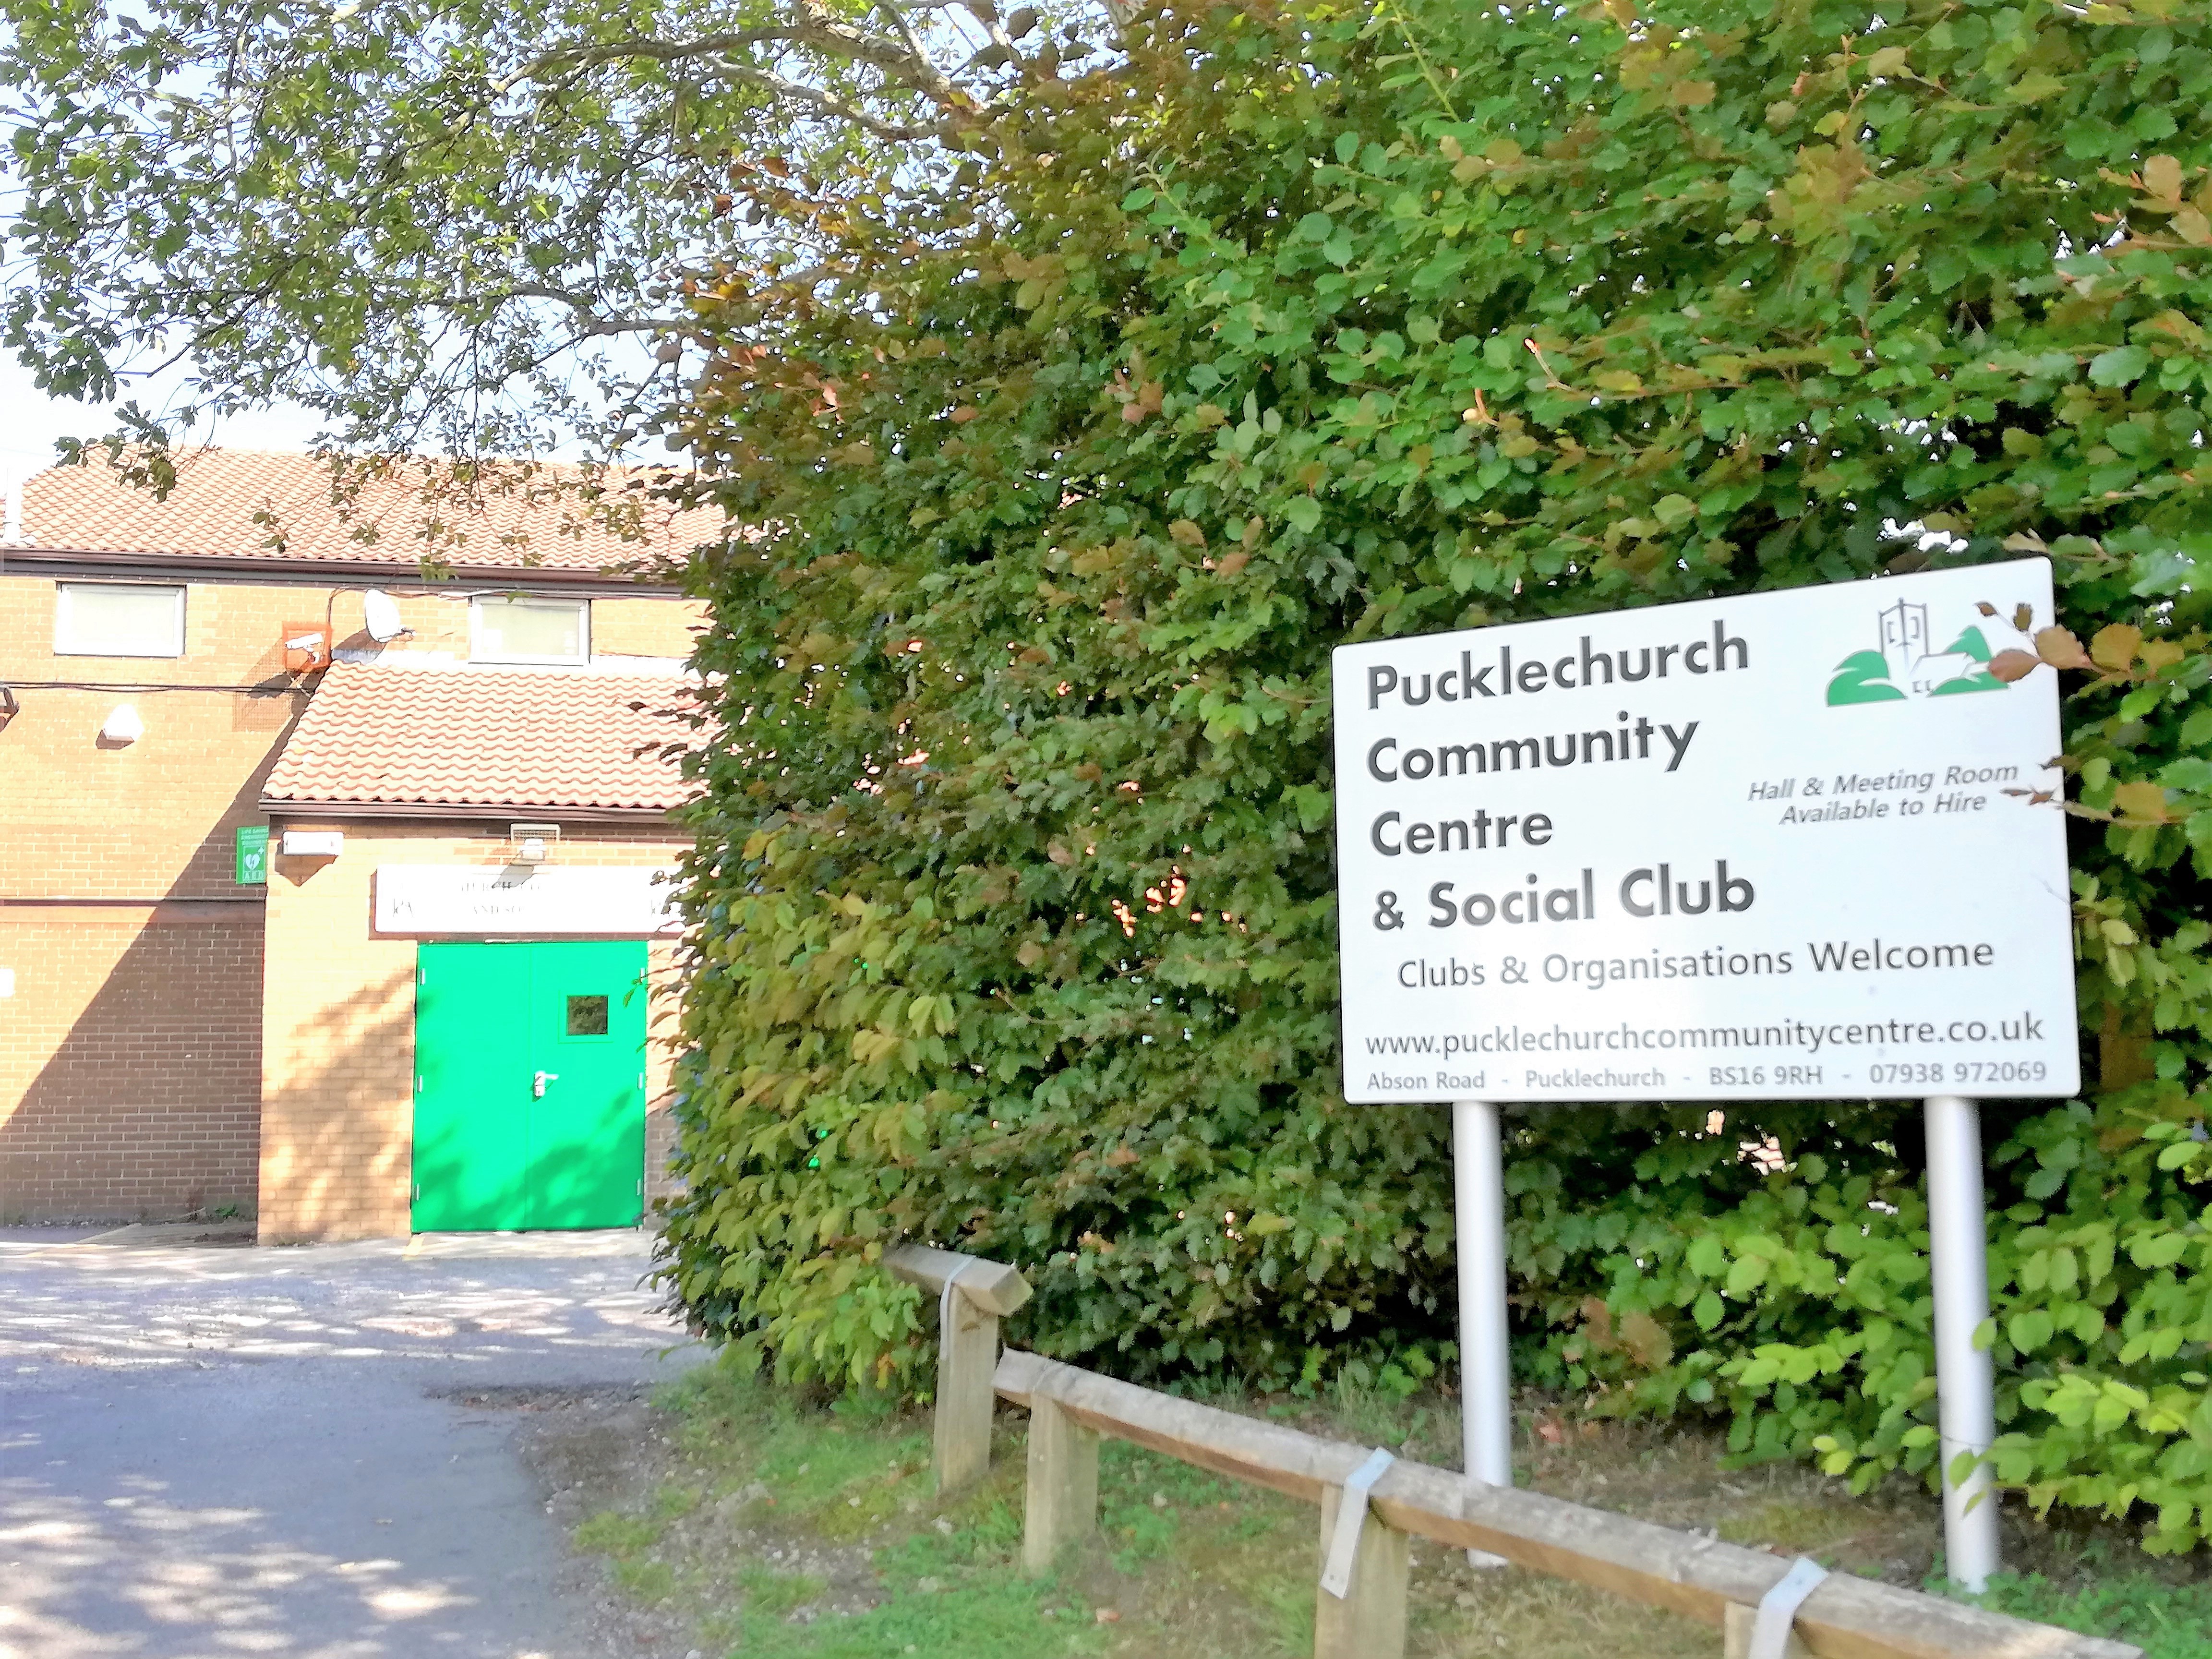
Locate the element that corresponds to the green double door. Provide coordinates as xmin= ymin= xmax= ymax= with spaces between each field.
xmin=412 ymin=940 xmax=647 ymax=1231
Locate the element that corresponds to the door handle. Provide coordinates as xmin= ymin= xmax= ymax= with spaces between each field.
xmin=533 ymin=1070 xmax=559 ymax=1097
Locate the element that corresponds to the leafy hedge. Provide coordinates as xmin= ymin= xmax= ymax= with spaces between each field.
xmin=660 ymin=0 xmax=2212 ymax=1550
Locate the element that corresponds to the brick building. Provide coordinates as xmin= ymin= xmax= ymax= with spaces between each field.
xmin=0 ymin=449 xmax=713 ymax=1237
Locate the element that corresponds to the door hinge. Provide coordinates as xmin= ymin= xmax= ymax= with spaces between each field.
xmin=415 ymin=1075 xmax=423 ymax=1094
xmin=412 ymin=1183 xmax=421 ymax=1202
xmin=637 ymin=1071 xmax=646 ymax=1092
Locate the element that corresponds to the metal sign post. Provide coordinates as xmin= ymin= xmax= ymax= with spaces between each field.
xmin=1453 ymin=1099 xmax=1514 ymax=1566
xmin=1924 ymin=1094 xmax=2001 ymax=1590
xmin=1453 ymin=1092 xmax=2004 ymax=1587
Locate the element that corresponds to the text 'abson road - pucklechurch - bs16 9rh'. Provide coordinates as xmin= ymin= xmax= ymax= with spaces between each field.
xmin=1331 ymin=558 xmax=2079 ymax=1105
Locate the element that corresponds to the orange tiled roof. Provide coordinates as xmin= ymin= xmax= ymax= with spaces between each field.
xmin=262 ymin=662 xmax=696 ymax=813
xmin=17 ymin=448 xmax=720 ymax=575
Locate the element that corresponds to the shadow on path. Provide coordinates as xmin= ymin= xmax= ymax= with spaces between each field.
xmin=0 ymin=1230 xmax=703 ymax=1659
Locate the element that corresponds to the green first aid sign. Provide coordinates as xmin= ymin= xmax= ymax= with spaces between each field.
xmin=235 ymin=825 xmax=268 ymax=885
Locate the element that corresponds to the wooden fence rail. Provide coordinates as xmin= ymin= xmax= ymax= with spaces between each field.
xmin=883 ymin=1243 xmax=2138 ymax=1659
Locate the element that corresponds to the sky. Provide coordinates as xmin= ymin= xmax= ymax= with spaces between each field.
xmin=0 ymin=347 xmax=324 ymax=486
xmin=0 ymin=332 xmax=679 ymax=487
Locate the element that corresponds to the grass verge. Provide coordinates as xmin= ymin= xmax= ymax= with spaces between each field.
xmin=548 ymin=1361 xmax=2204 ymax=1658
xmin=1971 ymin=1555 xmax=2212 ymax=1659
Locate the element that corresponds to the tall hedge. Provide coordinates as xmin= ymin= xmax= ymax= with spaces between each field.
xmin=661 ymin=0 xmax=2212 ymax=1550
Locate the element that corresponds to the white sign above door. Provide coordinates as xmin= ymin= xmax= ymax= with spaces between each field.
xmin=373 ymin=865 xmax=682 ymax=938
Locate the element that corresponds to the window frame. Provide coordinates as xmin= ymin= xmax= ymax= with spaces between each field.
xmin=53 ymin=581 xmax=188 ymax=659
xmin=560 ymin=993 xmax=614 ymax=1042
xmin=467 ymin=594 xmax=591 ymax=666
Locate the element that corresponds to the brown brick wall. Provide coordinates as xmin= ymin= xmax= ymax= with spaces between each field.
xmin=0 ymin=905 xmax=264 ymax=1220
xmin=259 ymin=822 xmax=690 ymax=1242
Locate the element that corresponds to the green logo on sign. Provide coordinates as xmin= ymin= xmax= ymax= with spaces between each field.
xmin=1827 ymin=598 xmax=2006 ymax=706
xmin=235 ymin=824 xmax=269 ymax=885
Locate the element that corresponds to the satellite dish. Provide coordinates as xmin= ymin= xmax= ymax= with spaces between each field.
xmin=363 ymin=589 xmax=408 ymax=643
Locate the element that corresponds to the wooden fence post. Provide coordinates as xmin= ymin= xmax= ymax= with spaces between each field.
xmin=1313 ymin=1483 xmax=1409 ymax=1659
xmin=883 ymin=1243 xmax=1033 ymax=1497
xmin=1022 ymin=1395 xmax=1100 ymax=1575
xmin=936 ymin=1287 xmax=999 ymax=1496
xmin=1724 ymin=1602 xmax=1814 ymax=1659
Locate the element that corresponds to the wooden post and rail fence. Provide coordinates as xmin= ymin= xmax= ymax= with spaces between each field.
xmin=884 ymin=1243 xmax=2138 ymax=1659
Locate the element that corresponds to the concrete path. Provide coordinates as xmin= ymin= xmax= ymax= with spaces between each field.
xmin=0 ymin=1229 xmax=704 ymax=1659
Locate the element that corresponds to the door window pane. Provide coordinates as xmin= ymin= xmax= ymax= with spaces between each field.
xmin=565 ymin=994 xmax=610 ymax=1037
xmin=471 ymin=596 xmax=589 ymax=664
xmin=55 ymin=583 xmax=186 ymax=657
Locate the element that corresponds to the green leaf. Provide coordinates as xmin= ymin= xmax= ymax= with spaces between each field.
xmin=2088 ymin=346 xmax=2152 ymax=388
xmin=2128 ymin=1230 xmax=2191 ymax=1269
xmin=1725 ymin=1255 xmax=1769 ymax=1296
xmin=2006 ymin=71 xmax=2067 ymax=103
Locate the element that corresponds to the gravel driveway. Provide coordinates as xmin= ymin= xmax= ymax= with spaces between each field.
xmin=0 ymin=1226 xmax=703 ymax=1659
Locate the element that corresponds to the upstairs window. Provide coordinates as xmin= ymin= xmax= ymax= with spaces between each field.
xmin=54 ymin=582 xmax=186 ymax=658
xmin=470 ymin=596 xmax=589 ymax=665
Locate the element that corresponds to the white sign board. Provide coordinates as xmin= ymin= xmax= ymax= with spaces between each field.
xmin=1333 ymin=559 xmax=2077 ymax=1103
xmin=373 ymin=866 xmax=681 ymax=938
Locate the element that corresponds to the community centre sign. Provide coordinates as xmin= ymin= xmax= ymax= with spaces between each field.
xmin=1332 ymin=559 xmax=2078 ymax=1104
xmin=373 ymin=866 xmax=682 ymax=937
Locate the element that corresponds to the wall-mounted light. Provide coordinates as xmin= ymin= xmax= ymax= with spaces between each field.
xmin=0 ymin=684 xmax=17 ymax=731
xmin=280 ymin=830 xmax=345 ymax=858
xmin=510 ymin=821 xmax=559 ymax=865
xmin=99 ymin=703 xmax=144 ymax=745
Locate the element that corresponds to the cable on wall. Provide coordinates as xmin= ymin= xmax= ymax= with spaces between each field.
xmin=0 ymin=678 xmax=308 ymax=695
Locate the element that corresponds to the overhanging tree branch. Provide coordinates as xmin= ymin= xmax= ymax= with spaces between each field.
xmin=498 ymin=18 xmax=967 ymax=112
xmin=0 ymin=0 xmax=1122 ymax=459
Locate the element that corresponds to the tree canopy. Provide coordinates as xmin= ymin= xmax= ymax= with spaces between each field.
xmin=0 ymin=0 xmax=1119 ymax=457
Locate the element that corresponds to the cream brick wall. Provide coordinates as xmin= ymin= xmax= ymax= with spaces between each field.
xmin=0 ymin=572 xmax=316 ymax=899
xmin=324 ymin=586 xmax=702 ymax=661
xmin=258 ymin=821 xmax=690 ymax=1243
xmin=593 ymin=594 xmax=704 ymax=660
xmin=0 ymin=574 xmax=703 ymax=900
